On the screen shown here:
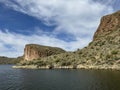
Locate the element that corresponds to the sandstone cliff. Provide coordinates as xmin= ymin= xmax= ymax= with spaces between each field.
xmin=94 ymin=10 xmax=120 ymax=40
xmin=24 ymin=44 xmax=66 ymax=61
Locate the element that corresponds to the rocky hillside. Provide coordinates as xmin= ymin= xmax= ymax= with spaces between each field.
xmin=0 ymin=56 xmax=19 ymax=64
xmin=94 ymin=10 xmax=120 ymax=40
xmin=17 ymin=11 xmax=120 ymax=69
xmin=24 ymin=44 xmax=66 ymax=61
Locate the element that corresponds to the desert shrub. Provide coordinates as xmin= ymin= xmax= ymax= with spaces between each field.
xmin=55 ymin=58 xmax=60 ymax=63
xmin=60 ymin=60 xmax=72 ymax=66
xmin=36 ymin=60 xmax=47 ymax=67
xmin=111 ymin=50 xmax=118 ymax=55
xmin=89 ymin=42 xmax=93 ymax=46
xmin=91 ymin=46 xmax=94 ymax=49
xmin=78 ymin=51 xmax=82 ymax=54
xmin=94 ymin=42 xmax=98 ymax=46
xmin=106 ymin=54 xmax=111 ymax=60
xmin=72 ymin=64 xmax=77 ymax=69
xmin=53 ymin=55 xmax=57 ymax=59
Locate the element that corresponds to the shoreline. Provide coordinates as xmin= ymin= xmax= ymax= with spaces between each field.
xmin=12 ymin=64 xmax=120 ymax=71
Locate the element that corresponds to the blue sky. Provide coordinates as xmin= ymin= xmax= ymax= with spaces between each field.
xmin=0 ymin=0 xmax=120 ymax=57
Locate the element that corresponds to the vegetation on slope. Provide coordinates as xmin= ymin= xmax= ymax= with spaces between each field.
xmin=16 ymin=11 xmax=120 ymax=69
xmin=0 ymin=56 xmax=20 ymax=64
xmin=18 ymin=28 xmax=120 ymax=68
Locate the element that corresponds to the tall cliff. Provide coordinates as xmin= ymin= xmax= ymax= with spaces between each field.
xmin=24 ymin=44 xmax=66 ymax=61
xmin=94 ymin=10 xmax=120 ymax=40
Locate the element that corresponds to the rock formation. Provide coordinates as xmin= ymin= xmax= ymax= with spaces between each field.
xmin=24 ymin=44 xmax=66 ymax=61
xmin=94 ymin=10 xmax=120 ymax=40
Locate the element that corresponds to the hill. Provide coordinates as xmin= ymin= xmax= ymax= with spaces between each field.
xmin=15 ymin=11 xmax=120 ymax=69
xmin=0 ymin=56 xmax=19 ymax=64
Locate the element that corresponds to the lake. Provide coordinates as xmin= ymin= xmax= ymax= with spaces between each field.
xmin=0 ymin=65 xmax=120 ymax=90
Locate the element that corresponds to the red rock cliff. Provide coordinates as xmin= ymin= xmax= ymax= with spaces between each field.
xmin=94 ymin=10 xmax=120 ymax=40
xmin=24 ymin=44 xmax=66 ymax=61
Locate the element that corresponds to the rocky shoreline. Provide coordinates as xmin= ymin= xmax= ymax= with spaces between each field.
xmin=12 ymin=65 xmax=74 ymax=69
xmin=12 ymin=64 xmax=120 ymax=70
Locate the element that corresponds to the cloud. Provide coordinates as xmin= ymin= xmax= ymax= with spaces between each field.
xmin=0 ymin=0 xmax=114 ymax=57
xmin=0 ymin=0 xmax=113 ymax=36
xmin=0 ymin=29 xmax=90 ymax=57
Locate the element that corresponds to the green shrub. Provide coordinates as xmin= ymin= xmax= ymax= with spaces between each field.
xmin=111 ymin=50 xmax=118 ymax=55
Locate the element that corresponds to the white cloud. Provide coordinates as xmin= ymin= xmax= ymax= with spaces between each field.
xmin=0 ymin=0 xmax=114 ymax=57
xmin=0 ymin=30 xmax=90 ymax=57
xmin=0 ymin=0 xmax=113 ymax=35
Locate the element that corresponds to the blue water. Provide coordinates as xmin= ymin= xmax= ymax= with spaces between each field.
xmin=0 ymin=65 xmax=120 ymax=90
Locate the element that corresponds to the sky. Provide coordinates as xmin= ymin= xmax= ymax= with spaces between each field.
xmin=0 ymin=0 xmax=120 ymax=57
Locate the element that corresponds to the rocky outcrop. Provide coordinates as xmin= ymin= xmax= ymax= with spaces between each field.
xmin=24 ymin=44 xmax=66 ymax=61
xmin=94 ymin=10 xmax=120 ymax=40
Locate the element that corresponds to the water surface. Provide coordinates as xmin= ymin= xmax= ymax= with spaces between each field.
xmin=0 ymin=65 xmax=120 ymax=90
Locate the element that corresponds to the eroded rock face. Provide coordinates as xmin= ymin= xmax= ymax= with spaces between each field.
xmin=94 ymin=10 xmax=120 ymax=40
xmin=24 ymin=44 xmax=66 ymax=61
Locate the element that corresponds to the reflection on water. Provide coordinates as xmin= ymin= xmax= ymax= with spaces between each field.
xmin=0 ymin=65 xmax=120 ymax=90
